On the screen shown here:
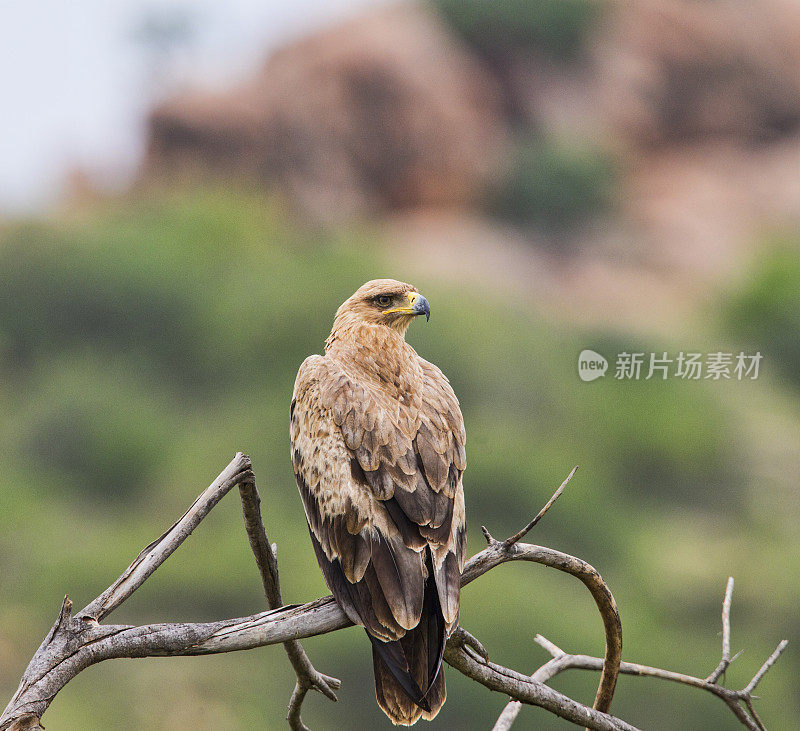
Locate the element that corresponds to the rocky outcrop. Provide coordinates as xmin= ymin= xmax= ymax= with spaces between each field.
xmin=144 ymin=4 xmax=507 ymax=222
xmin=596 ymin=0 xmax=800 ymax=146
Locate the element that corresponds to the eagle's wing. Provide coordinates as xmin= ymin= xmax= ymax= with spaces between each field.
xmin=290 ymin=353 xmax=466 ymax=638
xmin=414 ymin=358 xmax=467 ymax=628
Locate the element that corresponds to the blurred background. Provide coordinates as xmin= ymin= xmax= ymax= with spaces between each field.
xmin=1 ymin=0 xmax=799 ymax=728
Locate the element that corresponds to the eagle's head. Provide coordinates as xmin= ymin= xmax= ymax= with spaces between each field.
xmin=328 ymin=279 xmax=431 ymax=342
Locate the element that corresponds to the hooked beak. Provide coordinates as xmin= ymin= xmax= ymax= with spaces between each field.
xmin=384 ymin=291 xmax=431 ymax=321
xmin=409 ymin=292 xmax=431 ymax=322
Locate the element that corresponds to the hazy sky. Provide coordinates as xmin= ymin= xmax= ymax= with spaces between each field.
xmin=0 ymin=0 xmax=386 ymax=212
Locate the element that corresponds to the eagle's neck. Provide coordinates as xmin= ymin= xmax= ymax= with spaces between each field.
xmin=325 ymin=322 xmax=422 ymax=395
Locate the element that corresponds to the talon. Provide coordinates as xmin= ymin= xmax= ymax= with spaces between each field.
xmin=450 ymin=626 xmax=489 ymax=661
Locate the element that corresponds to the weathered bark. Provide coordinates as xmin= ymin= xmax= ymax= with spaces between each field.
xmin=2 ymin=456 xmax=783 ymax=731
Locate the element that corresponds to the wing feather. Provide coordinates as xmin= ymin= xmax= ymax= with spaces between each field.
xmin=290 ymin=351 xmax=466 ymax=648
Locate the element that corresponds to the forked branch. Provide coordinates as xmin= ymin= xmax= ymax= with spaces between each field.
xmin=1 ymin=457 xmax=785 ymax=731
xmin=493 ymin=579 xmax=787 ymax=731
xmin=238 ymin=474 xmax=340 ymax=730
xmin=477 ymin=465 xmax=621 ymax=719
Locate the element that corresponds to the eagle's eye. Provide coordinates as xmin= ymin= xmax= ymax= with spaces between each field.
xmin=376 ymin=295 xmax=391 ymax=307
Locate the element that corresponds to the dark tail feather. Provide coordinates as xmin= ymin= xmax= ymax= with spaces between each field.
xmin=370 ymin=557 xmax=447 ymax=725
xmin=370 ymin=633 xmax=430 ymax=714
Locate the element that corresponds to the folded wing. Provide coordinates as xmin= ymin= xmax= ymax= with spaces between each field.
xmin=291 ymin=354 xmax=466 ymax=722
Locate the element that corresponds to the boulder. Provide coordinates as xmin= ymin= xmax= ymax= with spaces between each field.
xmin=144 ymin=4 xmax=506 ymax=222
xmin=596 ymin=0 xmax=800 ymax=146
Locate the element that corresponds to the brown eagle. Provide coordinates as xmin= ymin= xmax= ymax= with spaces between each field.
xmin=290 ymin=279 xmax=466 ymax=725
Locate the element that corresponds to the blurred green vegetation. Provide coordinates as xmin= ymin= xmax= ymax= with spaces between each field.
xmin=431 ymin=0 xmax=601 ymax=61
xmin=725 ymin=239 xmax=800 ymax=389
xmin=0 ymin=189 xmax=796 ymax=729
xmin=491 ymin=137 xmax=618 ymax=235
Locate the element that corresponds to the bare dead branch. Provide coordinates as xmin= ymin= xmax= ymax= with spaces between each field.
xmin=1 ymin=596 xmax=350 ymax=729
xmin=471 ymin=521 xmax=622 ymax=718
xmin=238 ymin=475 xmax=340 ymax=729
xmin=1 ymin=457 xmax=785 ymax=731
xmin=706 ymin=576 xmax=734 ymax=683
xmin=76 ymin=453 xmax=253 ymax=622
xmin=2 ymin=456 xmax=622 ymax=730
xmin=492 ymin=574 xmax=787 ymax=731
xmin=444 ymin=639 xmax=638 ymax=731
xmin=503 ymin=465 xmax=578 ymax=547
xmin=238 ymin=476 xmax=283 ymax=607
xmin=286 ymin=683 xmax=310 ymax=731
xmin=744 ymin=640 xmax=788 ymax=695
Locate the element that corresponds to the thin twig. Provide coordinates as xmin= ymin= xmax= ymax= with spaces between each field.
xmin=493 ymin=575 xmax=786 ymax=731
xmin=743 ymin=697 xmax=766 ymax=731
xmin=743 ymin=640 xmax=788 ymax=695
xmin=238 ymin=474 xmax=341 ymax=729
xmin=238 ymin=476 xmax=282 ymax=606
xmin=287 ymin=683 xmax=310 ymax=731
xmin=496 ymin=629 xmax=788 ymax=731
xmin=494 ymin=637 xmax=574 ymax=731
xmin=503 ymin=466 xmax=578 ymax=547
xmin=706 ymin=577 xmax=734 ymax=683
xmin=534 ymin=635 xmax=564 ymax=657
xmin=471 ymin=507 xmax=622 ymax=718
xmin=76 ymin=453 xmax=253 ymax=623
xmin=519 ymin=645 xmax=759 ymax=731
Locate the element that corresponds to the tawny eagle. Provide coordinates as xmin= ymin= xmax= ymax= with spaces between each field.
xmin=290 ymin=279 xmax=466 ymax=725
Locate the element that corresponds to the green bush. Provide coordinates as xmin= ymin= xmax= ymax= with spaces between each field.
xmin=725 ymin=240 xmax=800 ymax=387
xmin=432 ymin=0 xmax=600 ymax=60
xmin=0 ymin=187 xmax=795 ymax=730
xmin=492 ymin=137 xmax=617 ymax=233
xmin=0 ymin=224 xmax=213 ymax=388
